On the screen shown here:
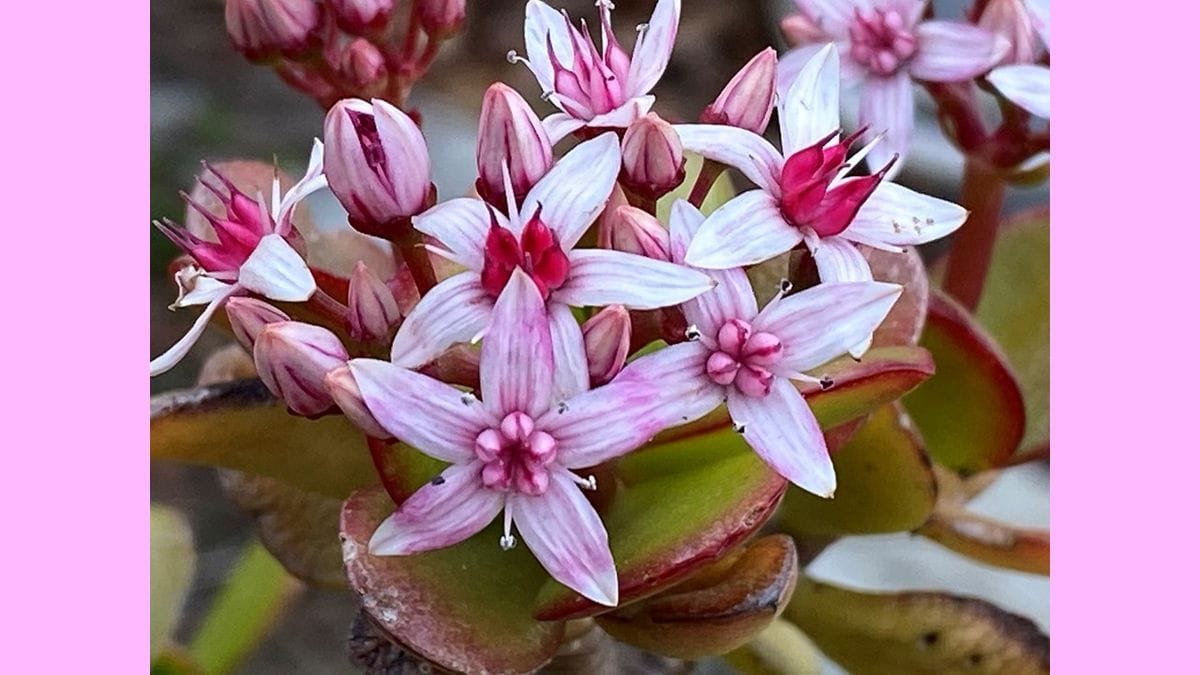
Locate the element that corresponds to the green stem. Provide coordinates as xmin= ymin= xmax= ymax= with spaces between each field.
xmin=943 ymin=159 xmax=1007 ymax=312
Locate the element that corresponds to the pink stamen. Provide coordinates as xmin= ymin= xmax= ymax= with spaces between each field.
xmin=704 ymin=319 xmax=784 ymax=399
xmin=475 ymin=412 xmax=560 ymax=496
xmin=848 ymin=8 xmax=917 ymax=76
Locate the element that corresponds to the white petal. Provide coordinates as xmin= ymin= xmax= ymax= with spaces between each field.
xmin=150 ymin=285 xmax=239 ymax=376
xmin=809 ymin=238 xmax=877 ymax=358
xmin=510 ymin=467 xmax=619 ymax=606
xmin=754 ymin=278 xmax=901 ymax=373
xmin=555 ymin=249 xmax=715 ymax=310
xmin=412 ymin=198 xmax=496 ymax=271
xmin=859 ymin=74 xmax=914 ymax=173
xmin=237 ymin=233 xmax=317 ymax=302
xmin=910 ymin=21 xmax=1009 ymax=82
xmin=391 ymin=273 xmax=494 ymax=369
xmin=1026 ymin=0 xmax=1050 ymax=48
xmin=543 ymin=112 xmax=587 ymax=145
xmin=987 ymin=64 xmax=1050 ymax=119
xmin=684 ymin=190 xmax=801 ymax=270
xmin=481 ymin=270 xmax=556 ymax=419
xmin=625 ymin=0 xmax=680 ymax=98
xmin=727 ymin=385 xmax=834 ymax=497
xmin=669 ymin=200 xmax=759 ymax=335
xmin=369 ymin=463 xmax=505 ymax=555
xmin=674 ymin=124 xmax=783 ymax=194
xmin=779 ymin=43 xmax=841 ymax=156
xmin=523 ymin=0 xmax=574 ymax=94
xmin=844 ymin=181 xmax=968 ymax=247
xmin=793 ymin=0 xmax=861 ymax=36
xmin=173 ymin=274 xmax=235 ymax=308
xmin=276 ymin=138 xmax=328 ymax=226
xmin=585 ymin=95 xmax=656 ymax=129
xmin=349 ymin=358 xmax=494 ymax=463
xmin=547 ymin=302 xmax=590 ymax=402
xmin=520 ymin=132 xmax=620 ymax=250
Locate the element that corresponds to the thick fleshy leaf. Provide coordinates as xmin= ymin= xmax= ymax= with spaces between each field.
xmin=674 ymin=124 xmax=783 ymax=193
xmin=904 ymin=290 xmax=1026 ymax=472
xmin=777 ymin=403 xmax=936 ymax=535
xmin=219 ymin=470 xmax=347 ymax=587
xmin=919 ymin=508 xmax=1050 ymax=575
xmin=685 ymin=190 xmax=800 ymax=269
xmin=520 ymin=132 xmax=620 ymax=249
xmin=595 ymin=535 xmax=798 ymax=659
xmin=151 ymin=378 xmax=379 ymax=498
xmin=556 ymin=248 xmax=715 ymax=310
xmin=411 ymin=197 xmax=493 ymax=271
xmin=533 ymin=434 xmax=788 ymax=620
xmin=783 ymin=576 xmax=1049 ymax=675
xmin=342 ymin=487 xmax=565 ymax=674
xmin=910 ymin=21 xmax=1008 ymax=82
xmin=625 ymin=0 xmax=680 ymax=98
xmin=150 ymin=505 xmax=196 ymax=661
xmin=390 ymin=272 xmax=494 ymax=369
xmin=779 ymin=43 xmax=840 ymax=156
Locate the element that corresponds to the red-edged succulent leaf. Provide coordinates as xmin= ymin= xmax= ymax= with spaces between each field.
xmin=919 ymin=509 xmax=1049 ymax=575
xmin=533 ymin=436 xmax=788 ymax=621
xmin=595 ymin=535 xmax=799 ymax=659
xmin=904 ymin=290 xmax=1025 ymax=473
xmin=342 ymin=487 xmax=565 ymax=675
xmin=777 ymin=402 xmax=936 ymax=536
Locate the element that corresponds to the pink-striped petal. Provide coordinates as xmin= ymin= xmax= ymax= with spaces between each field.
xmin=811 ymin=235 xmax=874 ymax=283
xmin=1027 ymin=0 xmax=1050 ymax=48
xmin=987 ymin=64 xmax=1050 ymax=118
xmin=555 ymin=248 xmax=715 ymax=310
xmin=727 ymin=384 xmax=834 ymax=497
xmin=150 ymin=284 xmax=239 ymax=376
xmin=523 ymin=0 xmax=574 ymax=93
xmin=391 ymin=273 xmax=494 ymax=368
xmin=511 ymin=467 xmax=618 ymax=606
xmin=843 ymin=181 xmax=968 ymax=248
xmin=668 ymin=201 xmax=758 ymax=335
xmin=373 ymin=99 xmax=433 ymax=213
xmin=674 ymin=124 xmax=784 ymax=194
xmin=910 ymin=21 xmax=1008 ymax=82
xmin=349 ymin=358 xmax=493 ymax=463
xmin=779 ymin=43 xmax=840 ymax=156
xmin=753 ymin=279 xmax=901 ymax=374
xmin=520 ymin=132 xmax=620 ymax=250
xmin=412 ymin=198 xmax=498 ymax=271
xmin=481 ymin=270 xmax=555 ymax=419
xmin=548 ymin=301 xmax=590 ymax=401
xmin=858 ymin=74 xmax=914 ymax=173
xmin=684 ymin=190 xmax=801 ymax=270
xmin=543 ymin=112 xmax=587 ymax=144
xmin=237 ymin=233 xmax=317 ymax=302
xmin=369 ymin=463 xmax=505 ymax=555
xmin=793 ymin=0 xmax=858 ymax=36
xmin=585 ymin=95 xmax=656 ymax=128
xmin=625 ymin=0 xmax=680 ymax=98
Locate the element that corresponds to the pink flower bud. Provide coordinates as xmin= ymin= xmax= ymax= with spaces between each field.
xmin=329 ymin=0 xmax=393 ymax=35
xmin=253 ymin=322 xmax=348 ymax=416
xmin=325 ymin=365 xmax=391 ymax=438
xmin=582 ymin=305 xmax=632 ymax=386
xmin=977 ymin=0 xmax=1042 ymax=65
xmin=780 ymin=14 xmax=828 ymax=46
xmin=340 ymin=39 xmax=387 ymax=93
xmin=600 ymin=206 xmax=670 ymax=261
xmin=225 ymin=297 xmax=291 ymax=351
xmin=416 ymin=0 xmax=466 ymax=39
xmin=224 ymin=0 xmax=324 ymax=62
xmin=700 ymin=48 xmax=778 ymax=134
xmin=348 ymin=261 xmax=403 ymax=342
xmin=323 ymin=98 xmax=432 ymax=235
xmin=475 ymin=83 xmax=553 ymax=210
xmin=620 ymin=113 xmax=685 ymax=200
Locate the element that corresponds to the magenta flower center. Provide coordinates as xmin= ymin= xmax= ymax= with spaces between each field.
xmin=704 ymin=319 xmax=783 ymax=399
xmin=848 ymin=8 xmax=917 ymax=76
xmin=546 ymin=7 xmax=631 ymax=119
xmin=778 ymin=128 xmax=884 ymax=238
xmin=481 ymin=209 xmax=571 ymax=300
xmin=475 ymin=411 xmax=559 ymax=496
xmin=157 ymin=164 xmax=273 ymax=273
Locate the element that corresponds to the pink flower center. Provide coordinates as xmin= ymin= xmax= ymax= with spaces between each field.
xmin=545 ymin=6 xmax=631 ymax=119
xmin=779 ymin=128 xmax=885 ymax=238
xmin=848 ymin=8 xmax=917 ymax=76
xmin=481 ymin=207 xmax=571 ymax=300
xmin=475 ymin=411 xmax=559 ymax=496
xmin=158 ymin=164 xmax=274 ymax=273
xmin=704 ymin=319 xmax=783 ymax=399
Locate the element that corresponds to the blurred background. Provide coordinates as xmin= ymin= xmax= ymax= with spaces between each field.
xmin=151 ymin=1 xmax=1048 ymax=672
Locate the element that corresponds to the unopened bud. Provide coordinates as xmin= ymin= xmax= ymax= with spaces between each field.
xmin=324 ymin=98 xmax=432 ymax=235
xmin=225 ymin=297 xmax=291 ymax=351
xmin=253 ymin=322 xmax=348 ymax=416
xmin=348 ymin=261 xmax=403 ymax=342
xmin=620 ymin=113 xmax=685 ymax=200
xmin=325 ymin=365 xmax=391 ymax=438
xmin=582 ymin=305 xmax=632 ymax=386
xmin=977 ymin=0 xmax=1042 ymax=65
xmin=700 ymin=48 xmax=778 ymax=134
xmin=224 ymin=0 xmax=324 ymax=62
xmin=340 ymin=39 xmax=388 ymax=93
xmin=416 ymin=0 xmax=466 ymax=39
xmin=329 ymin=0 xmax=394 ymax=35
xmin=601 ymin=206 xmax=670 ymax=261
xmin=476 ymin=83 xmax=553 ymax=209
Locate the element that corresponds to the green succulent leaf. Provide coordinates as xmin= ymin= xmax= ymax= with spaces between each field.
xmin=150 ymin=505 xmax=196 ymax=662
xmin=919 ymin=509 xmax=1050 ymax=575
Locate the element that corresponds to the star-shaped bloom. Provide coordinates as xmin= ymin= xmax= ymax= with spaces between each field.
xmin=150 ymin=140 xmax=327 ymax=376
xmin=514 ymin=0 xmax=680 ymax=143
xmin=350 ymin=270 xmax=701 ymax=606
xmin=392 ymin=132 xmax=713 ymax=397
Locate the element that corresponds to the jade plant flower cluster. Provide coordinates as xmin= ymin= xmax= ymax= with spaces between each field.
xmin=152 ymin=0 xmax=1050 ymax=671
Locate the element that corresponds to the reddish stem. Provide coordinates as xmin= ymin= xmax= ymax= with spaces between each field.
xmin=391 ymin=220 xmax=439 ymax=296
xmin=687 ymin=159 xmax=725 ymax=208
xmin=307 ymin=287 xmax=350 ymax=324
xmin=943 ymin=159 xmax=1007 ymax=312
xmin=367 ymin=436 xmax=410 ymax=505
xmin=624 ymin=188 xmax=657 ymax=215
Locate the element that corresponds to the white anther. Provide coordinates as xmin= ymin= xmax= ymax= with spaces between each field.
xmin=499 ymin=534 xmax=517 ymax=550
xmin=685 ymin=325 xmax=701 ymax=341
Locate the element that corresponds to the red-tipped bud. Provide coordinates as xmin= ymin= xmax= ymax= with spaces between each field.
xmin=582 ymin=305 xmax=632 ymax=386
xmin=620 ymin=113 xmax=685 ymax=200
xmin=476 ymin=83 xmax=554 ymax=210
xmin=416 ymin=0 xmax=466 ymax=39
xmin=325 ymin=365 xmax=391 ymax=439
xmin=253 ymin=322 xmax=348 ymax=416
xmin=977 ymin=0 xmax=1042 ymax=65
xmin=323 ymin=98 xmax=432 ymax=235
xmin=340 ymin=39 xmax=388 ymax=93
xmin=225 ymin=297 xmax=291 ymax=351
xmin=329 ymin=0 xmax=394 ymax=35
xmin=224 ymin=0 xmax=323 ymax=62
xmin=701 ymin=48 xmax=778 ymax=134
xmin=601 ymin=206 xmax=670 ymax=261
xmin=348 ymin=261 xmax=403 ymax=342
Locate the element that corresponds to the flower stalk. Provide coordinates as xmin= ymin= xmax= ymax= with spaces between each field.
xmin=942 ymin=158 xmax=1007 ymax=311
